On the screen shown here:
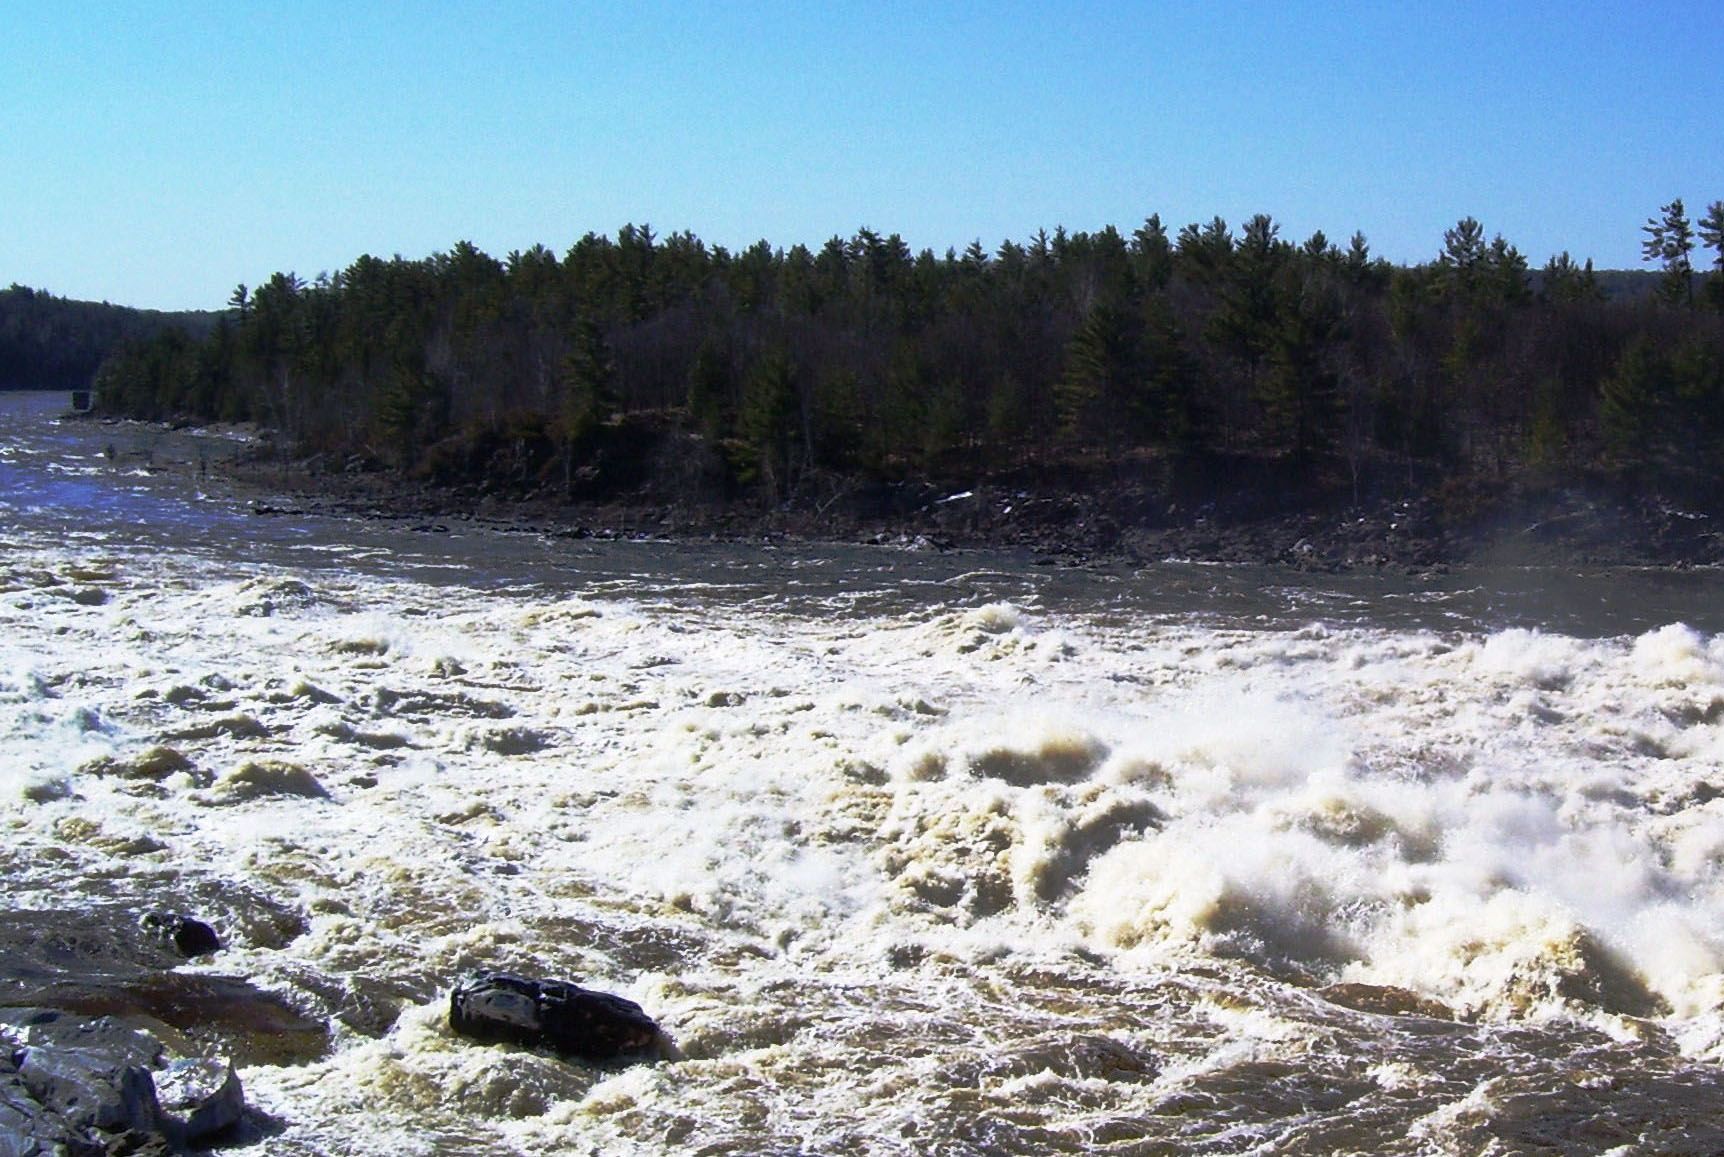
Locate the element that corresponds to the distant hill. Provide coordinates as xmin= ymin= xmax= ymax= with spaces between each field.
xmin=1588 ymin=268 xmax=1662 ymax=302
xmin=0 ymin=284 xmax=219 ymax=391
xmin=1520 ymin=267 xmax=1661 ymax=302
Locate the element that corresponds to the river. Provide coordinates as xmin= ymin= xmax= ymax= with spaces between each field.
xmin=4 ymin=390 xmax=1724 ymax=1154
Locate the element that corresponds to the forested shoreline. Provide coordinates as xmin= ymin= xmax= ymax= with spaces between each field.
xmin=75 ymin=203 xmax=1724 ymax=563
xmin=0 ymin=285 xmax=214 ymax=392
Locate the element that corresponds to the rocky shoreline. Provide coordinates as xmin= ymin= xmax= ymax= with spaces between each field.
xmin=226 ymin=457 xmax=1724 ymax=574
xmin=60 ymin=406 xmax=1724 ymax=571
xmin=0 ymin=904 xmax=307 ymax=1154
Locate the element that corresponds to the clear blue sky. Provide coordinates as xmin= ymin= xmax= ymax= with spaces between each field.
xmin=5 ymin=1 xmax=1723 ymax=311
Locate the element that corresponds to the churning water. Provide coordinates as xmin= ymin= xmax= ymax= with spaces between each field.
xmin=6 ymin=392 xmax=1724 ymax=1154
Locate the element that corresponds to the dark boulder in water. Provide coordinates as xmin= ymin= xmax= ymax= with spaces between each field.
xmin=140 ymin=913 xmax=221 ymax=959
xmin=448 ymin=972 xmax=664 ymax=1063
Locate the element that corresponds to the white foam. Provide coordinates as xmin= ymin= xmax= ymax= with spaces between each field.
xmin=8 ymin=533 xmax=1724 ymax=1150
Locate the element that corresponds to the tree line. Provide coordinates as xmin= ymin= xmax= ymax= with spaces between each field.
xmin=0 ymin=284 xmax=214 ymax=391
xmin=91 ymin=203 xmax=1724 ymax=511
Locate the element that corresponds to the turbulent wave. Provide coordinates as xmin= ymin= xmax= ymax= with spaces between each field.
xmin=6 ymin=534 xmax=1724 ymax=1152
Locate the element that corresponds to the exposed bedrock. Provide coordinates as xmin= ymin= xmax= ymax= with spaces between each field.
xmin=1 ymin=1008 xmax=247 ymax=1155
xmin=0 ymin=907 xmax=328 ymax=1068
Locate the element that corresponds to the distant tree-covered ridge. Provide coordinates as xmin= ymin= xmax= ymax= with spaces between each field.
xmin=0 ymin=284 xmax=214 ymax=391
xmin=92 ymin=206 xmax=1724 ymax=518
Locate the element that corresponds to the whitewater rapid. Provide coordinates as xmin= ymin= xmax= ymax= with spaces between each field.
xmin=5 ymin=397 xmax=1724 ymax=1153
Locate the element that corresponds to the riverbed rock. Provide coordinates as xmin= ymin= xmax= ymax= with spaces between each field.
xmin=1320 ymin=982 xmax=1456 ymax=1020
xmin=139 ymin=913 xmax=220 ymax=959
xmin=448 ymin=972 xmax=663 ymax=1063
xmin=0 ymin=906 xmax=330 ymax=1067
xmin=9 ymin=1010 xmax=162 ymax=1135
xmin=80 ymin=745 xmax=200 ymax=785
xmin=153 ymin=1056 xmax=244 ymax=1141
xmin=0 ymin=1009 xmax=247 ymax=1153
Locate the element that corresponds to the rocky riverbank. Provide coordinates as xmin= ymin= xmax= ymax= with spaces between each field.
xmin=66 ymin=406 xmax=1724 ymax=571
xmin=226 ymin=455 xmax=1724 ymax=573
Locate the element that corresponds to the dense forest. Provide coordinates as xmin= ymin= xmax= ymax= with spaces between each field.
xmin=87 ymin=200 xmax=1724 ymax=539
xmin=0 ymin=285 xmax=214 ymax=391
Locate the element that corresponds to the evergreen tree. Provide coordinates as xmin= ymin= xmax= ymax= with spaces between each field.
xmin=1057 ymin=301 xmax=1142 ymax=450
xmin=1668 ymin=338 xmax=1724 ymax=480
xmin=1130 ymin=214 xmax=1173 ymax=291
xmin=1599 ymin=337 xmax=1668 ymax=472
xmin=1698 ymin=200 xmax=1724 ymax=311
xmin=1525 ymin=375 xmax=1569 ymax=474
xmin=375 ymin=359 xmax=438 ymax=466
xmin=556 ymin=317 xmax=616 ymax=490
xmin=737 ymin=350 xmax=798 ymax=495
xmin=1208 ymin=214 xmax=1286 ymax=394
xmin=1344 ymin=232 xmax=1373 ymax=280
xmin=1139 ymin=292 xmax=1201 ymax=451
xmin=1439 ymin=217 xmax=1488 ymax=298
xmin=1261 ymin=270 xmax=1344 ymax=458
xmin=1486 ymin=236 xmax=1531 ymax=305
xmin=1540 ymin=252 xmax=1602 ymax=304
xmin=1302 ymin=230 xmax=1334 ymax=262
xmin=1175 ymin=217 xmax=1233 ymax=283
xmin=985 ymin=369 xmax=1035 ymax=451
xmin=1642 ymin=198 xmax=1696 ymax=307
xmin=685 ymin=337 xmax=734 ymax=441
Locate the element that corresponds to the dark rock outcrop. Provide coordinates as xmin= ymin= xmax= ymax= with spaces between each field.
xmin=8 ymin=1010 xmax=161 ymax=1137
xmin=448 ymin=972 xmax=664 ymax=1063
xmin=0 ymin=1008 xmax=244 ymax=1154
xmin=0 ymin=907 xmax=329 ymax=1068
xmin=153 ymin=1056 xmax=244 ymax=1141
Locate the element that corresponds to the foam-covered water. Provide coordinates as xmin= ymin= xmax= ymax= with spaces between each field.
xmin=7 ymin=392 xmax=1724 ymax=1153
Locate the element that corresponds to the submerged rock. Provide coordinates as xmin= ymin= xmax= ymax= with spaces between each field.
xmin=82 ymin=745 xmax=199 ymax=784
xmin=209 ymin=759 xmax=328 ymax=802
xmin=1320 ymin=982 xmax=1456 ymax=1021
xmin=448 ymin=972 xmax=663 ymax=1063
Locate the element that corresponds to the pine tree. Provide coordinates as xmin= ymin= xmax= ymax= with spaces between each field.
xmin=1208 ymin=214 xmax=1285 ymax=393
xmin=1486 ymin=236 xmax=1531 ymax=305
xmin=1261 ymin=269 xmax=1344 ymax=459
xmin=1140 ymin=292 xmax=1201 ymax=451
xmin=1642 ymin=198 xmax=1696 ymax=307
xmin=1056 ymin=301 xmax=1142 ymax=450
xmin=1130 ymin=214 xmax=1173 ymax=291
xmin=1541 ymin=252 xmax=1602 ymax=304
xmin=1698 ymin=200 xmax=1724 ymax=311
xmin=556 ymin=316 xmax=615 ymax=490
xmin=1599 ymin=337 xmax=1668 ymax=472
xmin=737 ymin=350 xmax=798 ymax=495
xmin=685 ymin=338 xmax=733 ymax=440
xmin=1439 ymin=217 xmax=1488 ymax=298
